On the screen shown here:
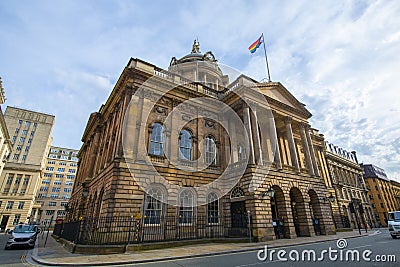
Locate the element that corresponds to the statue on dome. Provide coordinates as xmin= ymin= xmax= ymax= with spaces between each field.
xmin=191 ymin=39 xmax=200 ymax=53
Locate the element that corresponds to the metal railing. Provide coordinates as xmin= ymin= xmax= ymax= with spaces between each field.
xmin=53 ymin=215 xmax=249 ymax=246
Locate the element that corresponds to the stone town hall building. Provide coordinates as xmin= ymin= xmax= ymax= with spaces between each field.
xmin=68 ymin=41 xmax=335 ymax=242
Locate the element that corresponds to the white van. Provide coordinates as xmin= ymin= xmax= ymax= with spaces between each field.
xmin=388 ymin=211 xmax=400 ymax=239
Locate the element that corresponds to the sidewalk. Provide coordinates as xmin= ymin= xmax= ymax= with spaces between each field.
xmin=28 ymin=229 xmax=379 ymax=266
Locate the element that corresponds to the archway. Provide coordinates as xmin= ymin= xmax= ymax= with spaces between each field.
xmin=290 ymin=187 xmax=310 ymax=237
xmin=270 ymin=185 xmax=288 ymax=239
xmin=308 ymin=189 xmax=323 ymax=235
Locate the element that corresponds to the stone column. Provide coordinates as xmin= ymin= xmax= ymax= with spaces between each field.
xmin=284 ymin=117 xmax=300 ymax=172
xmin=305 ymin=126 xmax=320 ymax=176
xmin=299 ymin=123 xmax=315 ymax=176
xmin=270 ymin=114 xmax=282 ymax=169
xmin=228 ymin=119 xmax=238 ymax=163
xmin=250 ymin=106 xmax=263 ymax=166
xmin=243 ymin=105 xmax=255 ymax=165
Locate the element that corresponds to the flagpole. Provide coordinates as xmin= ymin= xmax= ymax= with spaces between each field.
xmin=261 ymin=33 xmax=271 ymax=82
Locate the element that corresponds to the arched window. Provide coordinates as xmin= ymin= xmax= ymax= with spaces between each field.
xmin=179 ymin=130 xmax=192 ymax=160
xmin=204 ymin=135 xmax=216 ymax=165
xmin=207 ymin=192 xmax=219 ymax=224
xmin=144 ymin=187 xmax=164 ymax=224
xmin=230 ymin=186 xmax=245 ymax=199
xmin=179 ymin=188 xmax=194 ymax=224
xmin=149 ymin=123 xmax=164 ymax=156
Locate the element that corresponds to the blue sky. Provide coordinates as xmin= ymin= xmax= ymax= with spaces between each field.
xmin=1 ymin=0 xmax=399 ymax=180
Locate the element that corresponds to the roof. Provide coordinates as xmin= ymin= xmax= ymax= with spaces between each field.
xmin=360 ymin=164 xmax=389 ymax=181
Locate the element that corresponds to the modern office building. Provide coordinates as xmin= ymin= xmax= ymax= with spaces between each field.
xmin=0 ymin=107 xmax=54 ymax=231
xmin=36 ymin=146 xmax=78 ymax=226
xmin=67 ymin=41 xmax=336 ymax=244
xmin=361 ymin=164 xmax=397 ymax=227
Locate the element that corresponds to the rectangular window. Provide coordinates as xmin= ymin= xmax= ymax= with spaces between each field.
xmin=33 ymin=122 xmax=37 ymax=128
xmin=12 ymin=136 xmax=17 ymax=143
xmin=55 ymin=174 xmax=64 ymax=178
xmin=6 ymin=201 xmax=14 ymax=209
xmin=48 ymin=202 xmax=57 ymax=206
xmin=68 ymin=169 xmax=76 ymax=173
xmin=38 ymin=193 xmax=47 ymax=198
xmin=49 ymin=154 xmax=57 ymax=159
xmin=47 ymin=160 xmax=55 ymax=165
xmin=42 ymin=179 xmax=50 ymax=184
xmin=50 ymin=194 xmax=59 ymax=198
xmin=3 ymin=188 xmax=9 ymax=193
xmin=54 ymin=180 xmax=62 ymax=185
xmin=27 ymin=138 xmax=32 ymax=143
xmin=60 ymin=155 xmax=68 ymax=160
xmin=51 ymin=148 xmax=59 ymax=153
xmin=13 ymin=154 xmax=19 ymax=160
xmin=46 ymin=210 xmax=55 ymax=216
xmin=22 ymin=130 xmax=27 ymax=135
xmin=65 ymin=181 xmax=73 ymax=186
xmin=57 ymin=168 xmax=65 ymax=172
xmin=67 ymin=175 xmax=75 ymax=179
xmin=18 ymin=120 xmax=22 ymax=124
xmin=6 ymin=175 xmax=13 ymax=184
xmin=59 ymin=162 xmax=67 ymax=166
xmin=70 ymin=163 xmax=77 ymax=167
xmin=18 ymin=201 xmax=24 ymax=209
xmin=71 ymin=157 xmax=78 ymax=161
xmin=62 ymin=195 xmax=70 ymax=199
xmin=61 ymin=202 xmax=68 ymax=207
xmin=15 ymin=128 xmax=19 ymax=134
xmin=64 ymin=188 xmax=72 ymax=193
xmin=46 ymin=167 xmax=54 ymax=171
xmin=19 ymin=137 xmax=25 ymax=143
xmin=13 ymin=214 xmax=21 ymax=225
xmin=19 ymin=189 xmax=25 ymax=195
xmin=26 ymin=121 xmax=31 ymax=126
xmin=25 ymin=146 xmax=30 ymax=152
xmin=44 ymin=173 xmax=52 ymax=178
xmin=57 ymin=210 xmax=66 ymax=217
xmin=15 ymin=177 xmax=21 ymax=184
xmin=52 ymin=187 xmax=61 ymax=192
xmin=22 ymin=177 xmax=29 ymax=185
xmin=40 ymin=186 xmax=49 ymax=191
xmin=16 ymin=145 xmax=22 ymax=151
xmin=22 ymin=155 xmax=27 ymax=161
xmin=30 ymin=131 xmax=35 ymax=137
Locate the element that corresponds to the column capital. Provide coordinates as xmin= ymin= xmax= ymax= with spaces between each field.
xmin=284 ymin=116 xmax=292 ymax=124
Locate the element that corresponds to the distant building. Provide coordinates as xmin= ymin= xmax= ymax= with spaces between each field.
xmin=0 ymin=107 xmax=54 ymax=231
xmin=361 ymin=164 xmax=397 ymax=227
xmin=324 ymin=142 xmax=375 ymax=229
xmin=37 ymin=146 xmax=78 ymax=226
xmin=390 ymin=180 xmax=400 ymax=211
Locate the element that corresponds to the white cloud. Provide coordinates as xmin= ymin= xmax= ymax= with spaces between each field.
xmin=0 ymin=0 xmax=399 ymax=179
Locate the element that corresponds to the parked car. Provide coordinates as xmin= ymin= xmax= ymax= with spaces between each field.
xmin=4 ymin=224 xmax=39 ymax=250
xmin=388 ymin=211 xmax=400 ymax=239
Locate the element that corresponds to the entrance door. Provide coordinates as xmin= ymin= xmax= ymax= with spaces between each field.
xmin=0 ymin=215 xmax=10 ymax=232
xmin=230 ymin=201 xmax=247 ymax=228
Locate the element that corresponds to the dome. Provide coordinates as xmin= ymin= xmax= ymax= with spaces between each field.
xmin=168 ymin=40 xmax=229 ymax=89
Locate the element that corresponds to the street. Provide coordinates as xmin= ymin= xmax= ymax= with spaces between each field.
xmin=0 ymin=233 xmax=29 ymax=267
xmin=119 ymin=230 xmax=399 ymax=267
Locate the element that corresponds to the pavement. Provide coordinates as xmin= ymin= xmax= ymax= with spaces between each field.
xmin=26 ymin=229 xmax=380 ymax=266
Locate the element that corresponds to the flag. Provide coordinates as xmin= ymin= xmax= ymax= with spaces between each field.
xmin=248 ymin=35 xmax=263 ymax=53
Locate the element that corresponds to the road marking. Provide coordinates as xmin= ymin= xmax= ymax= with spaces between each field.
xmin=346 ymin=244 xmax=371 ymax=250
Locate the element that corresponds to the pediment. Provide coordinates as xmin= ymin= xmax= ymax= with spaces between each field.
xmin=258 ymin=82 xmax=311 ymax=117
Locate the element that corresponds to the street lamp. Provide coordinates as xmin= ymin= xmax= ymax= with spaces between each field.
xmin=261 ymin=187 xmax=275 ymax=198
